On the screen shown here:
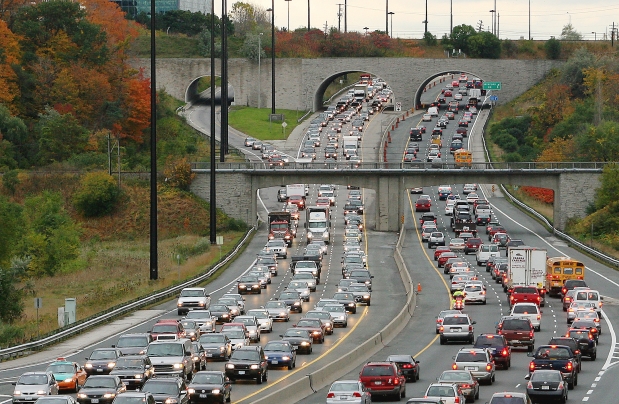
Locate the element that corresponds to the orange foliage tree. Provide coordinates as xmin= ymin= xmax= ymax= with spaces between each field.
xmin=116 ymin=68 xmax=151 ymax=143
xmin=0 ymin=20 xmax=21 ymax=110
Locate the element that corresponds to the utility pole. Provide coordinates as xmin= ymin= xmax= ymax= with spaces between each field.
xmin=612 ymin=22 xmax=616 ymax=47
xmin=337 ymin=3 xmax=343 ymax=32
xmin=344 ymin=0 xmax=347 ymax=32
xmin=497 ymin=13 xmax=499 ymax=38
xmin=385 ymin=0 xmax=389 ymax=36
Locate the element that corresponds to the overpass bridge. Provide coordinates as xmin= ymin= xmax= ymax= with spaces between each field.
xmin=189 ymin=161 xmax=604 ymax=232
xmin=134 ymin=58 xmax=562 ymax=112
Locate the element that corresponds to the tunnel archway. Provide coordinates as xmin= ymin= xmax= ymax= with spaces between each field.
xmin=312 ymin=71 xmax=391 ymax=112
xmin=185 ymin=75 xmax=236 ymax=105
xmin=414 ymin=70 xmax=486 ymax=109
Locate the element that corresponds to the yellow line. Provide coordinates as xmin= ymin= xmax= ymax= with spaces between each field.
xmin=235 ymin=305 xmax=370 ymax=403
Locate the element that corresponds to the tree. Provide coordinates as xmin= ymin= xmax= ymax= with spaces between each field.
xmin=0 ymin=196 xmax=23 ymax=267
xmin=36 ymin=107 xmax=89 ymax=164
xmin=423 ymin=31 xmax=437 ymax=46
xmin=467 ymin=32 xmax=501 ymax=58
xmin=230 ymin=2 xmax=269 ymax=36
xmin=0 ymin=20 xmax=21 ymax=109
xmin=0 ymin=265 xmax=26 ymax=323
xmin=560 ymin=48 xmax=596 ymax=98
xmin=19 ymin=191 xmax=81 ymax=277
xmin=545 ymin=37 xmax=561 ymax=59
xmin=575 ymin=121 xmax=619 ymax=162
xmin=595 ymin=163 xmax=619 ymax=210
xmin=0 ymin=104 xmax=28 ymax=167
xmin=449 ymin=24 xmax=476 ymax=54
xmin=73 ymin=172 xmax=120 ymax=217
xmin=560 ymin=23 xmax=582 ymax=41
xmin=240 ymin=33 xmax=266 ymax=62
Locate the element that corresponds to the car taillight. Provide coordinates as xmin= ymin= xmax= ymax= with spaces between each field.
xmin=537 ymin=315 xmax=541 ymax=320
xmin=469 ymin=325 xmax=473 ymax=332
xmin=461 ymin=384 xmax=470 ymax=388
xmin=486 ymin=363 xmax=492 ymax=371
xmin=589 ymin=333 xmax=594 ymax=339
xmin=536 ymin=296 xmax=541 ymax=302
xmin=529 ymin=362 xmax=535 ymax=372
xmin=393 ymin=377 xmax=399 ymax=385
xmin=454 ymin=397 xmax=460 ymax=404
xmin=437 ymin=319 xmax=443 ymax=323
xmin=527 ymin=381 xmax=533 ymax=389
xmin=510 ymin=296 xmax=514 ymax=301
xmin=566 ymin=362 xmax=573 ymax=371
xmin=327 ymin=393 xmax=335 ymax=398
xmin=402 ymin=364 xmax=413 ymax=369
xmin=501 ymin=349 xmax=508 ymax=356
xmin=452 ymin=363 xmax=458 ymax=370
xmin=352 ymin=392 xmax=362 ymax=397
xmin=558 ymin=382 xmax=564 ymax=390
xmin=529 ymin=331 xmax=534 ymax=337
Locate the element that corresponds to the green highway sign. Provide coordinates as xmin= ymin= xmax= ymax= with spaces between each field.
xmin=483 ymin=82 xmax=502 ymax=90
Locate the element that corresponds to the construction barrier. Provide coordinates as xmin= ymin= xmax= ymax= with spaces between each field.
xmin=388 ymin=133 xmax=391 ymax=143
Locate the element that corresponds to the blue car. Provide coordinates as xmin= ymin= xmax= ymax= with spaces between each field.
xmin=263 ymin=340 xmax=296 ymax=370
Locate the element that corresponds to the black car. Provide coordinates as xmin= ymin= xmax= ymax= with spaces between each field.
xmin=548 ymin=337 xmax=582 ymax=371
xmin=199 ymin=333 xmax=232 ymax=361
xmin=474 ymin=334 xmax=511 ymax=369
xmin=280 ymin=329 xmax=313 ymax=354
xmin=209 ymin=304 xmax=234 ymax=324
xmin=77 ymin=376 xmax=127 ymax=404
xmin=141 ymin=377 xmax=188 ymax=404
xmin=347 ymin=284 xmax=371 ymax=306
xmin=409 ymin=128 xmax=422 ymax=141
xmin=386 ymin=354 xmax=420 ymax=382
xmin=84 ymin=348 xmax=123 ymax=376
xmin=109 ymin=355 xmax=154 ymax=389
xmin=570 ymin=319 xmax=600 ymax=342
xmin=276 ymin=290 xmax=304 ymax=313
xmin=331 ymin=292 xmax=357 ymax=314
xmin=236 ymin=275 xmax=261 ymax=295
xmin=525 ymin=370 xmax=568 ymax=403
xmin=224 ymin=346 xmax=268 ymax=384
xmin=113 ymin=333 xmax=153 ymax=356
xmin=187 ymin=371 xmax=231 ymax=404
xmin=476 ymin=213 xmax=491 ymax=226
xmin=566 ymin=329 xmax=597 ymax=360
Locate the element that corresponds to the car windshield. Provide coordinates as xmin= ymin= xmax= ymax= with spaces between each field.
xmin=47 ymin=364 xmax=74 ymax=374
xmin=83 ymin=377 xmax=117 ymax=389
xmin=265 ymin=301 xmax=286 ymax=309
xmin=361 ymin=365 xmax=393 ymax=376
xmin=200 ymin=334 xmax=225 ymax=344
xmin=181 ymin=321 xmax=196 ymax=329
xmin=239 ymin=276 xmax=259 ymax=283
xmin=456 ymin=352 xmax=486 ymax=362
xmin=264 ymin=342 xmax=291 ymax=352
xmin=146 ymin=343 xmax=184 ymax=357
xmin=142 ymin=382 xmax=179 ymax=395
xmin=531 ymin=372 xmax=562 ymax=382
xmin=535 ymin=347 xmax=571 ymax=358
xmin=489 ymin=398 xmax=526 ymax=404
xmin=210 ymin=305 xmax=229 ymax=312
xmin=475 ymin=336 xmax=503 ymax=347
xmin=231 ymin=351 xmax=259 ymax=361
xmin=36 ymin=399 xmax=72 ymax=404
xmin=280 ymin=292 xmax=299 ymax=299
xmin=247 ymin=311 xmax=268 ymax=319
xmin=426 ymin=386 xmax=455 ymax=397
xmin=465 ymin=285 xmax=482 ymax=292
xmin=89 ymin=350 xmax=117 ymax=360
xmin=116 ymin=336 xmax=148 ymax=348
xmin=114 ymin=358 xmax=144 ymax=369
xmin=289 ymin=282 xmax=308 ymax=289
xmin=568 ymin=330 xmax=590 ymax=339
xmin=512 ymin=305 xmax=537 ymax=314
xmin=296 ymin=320 xmax=320 ymax=327
xmin=17 ymin=374 xmax=49 ymax=385
xmin=222 ymin=330 xmax=245 ymax=339
xmin=284 ymin=329 xmax=308 ymax=338
xmin=151 ymin=325 xmax=178 ymax=334
xmin=325 ymin=305 xmax=345 ymax=313
xmin=180 ymin=290 xmax=204 ymax=297
xmin=333 ymin=293 xmax=353 ymax=300
xmin=348 ymin=286 xmax=367 ymax=292
xmin=439 ymin=371 xmax=471 ymax=382
xmin=515 ymin=287 xmax=538 ymax=294
xmin=235 ymin=318 xmax=254 ymax=326
xmin=330 ymin=382 xmax=360 ymax=392
xmin=185 ymin=311 xmax=212 ymax=320
xmin=192 ymin=373 xmax=223 ymax=384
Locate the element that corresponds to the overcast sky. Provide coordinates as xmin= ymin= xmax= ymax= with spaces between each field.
xmin=239 ymin=0 xmax=619 ymax=41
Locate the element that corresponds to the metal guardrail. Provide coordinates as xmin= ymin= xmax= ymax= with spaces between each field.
xmin=0 ymin=227 xmax=255 ymax=359
xmin=191 ymin=161 xmax=608 ymax=171
xmin=480 ymin=112 xmax=619 ymax=268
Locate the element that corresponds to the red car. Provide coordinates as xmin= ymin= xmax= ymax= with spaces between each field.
xmin=434 ymin=246 xmax=451 ymax=260
xmin=150 ymin=319 xmax=186 ymax=340
xmin=464 ymin=238 xmax=483 ymax=254
xmin=444 ymin=90 xmax=453 ymax=97
xmin=508 ymin=286 xmax=542 ymax=307
xmin=359 ymin=362 xmax=406 ymax=400
xmin=288 ymin=195 xmax=305 ymax=210
xmin=488 ymin=226 xmax=507 ymax=239
xmin=456 ymin=127 xmax=468 ymax=136
xmin=438 ymin=252 xmax=458 ymax=268
xmin=415 ymin=198 xmax=432 ymax=212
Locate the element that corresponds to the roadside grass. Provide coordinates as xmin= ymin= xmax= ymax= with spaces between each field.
xmin=228 ymin=107 xmax=307 ymax=140
xmin=130 ymin=30 xmax=202 ymax=58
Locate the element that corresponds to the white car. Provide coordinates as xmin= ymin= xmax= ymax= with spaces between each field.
xmin=222 ymin=329 xmax=250 ymax=350
xmin=246 ymin=309 xmax=273 ymax=333
xmin=466 ymin=193 xmax=479 ymax=204
xmin=510 ymin=302 xmax=541 ymax=331
xmin=424 ymin=383 xmax=466 ymax=404
xmin=449 ymin=238 xmax=465 ymax=251
xmin=422 ymin=225 xmax=438 ymax=241
xmin=454 ymin=93 xmax=463 ymax=100
xmin=422 ymin=114 xmax=432 ymax=121
xmin=445 ymin=201 xmax=455 ymax=216
xmin=463 ymin=184 xmax=477 ymax=194
xmin=463 ymin=283 xmax=487 ymax=304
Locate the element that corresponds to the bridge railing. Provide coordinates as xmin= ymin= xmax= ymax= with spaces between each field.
xmin=190 ymin=161 xmax=608 ymax=171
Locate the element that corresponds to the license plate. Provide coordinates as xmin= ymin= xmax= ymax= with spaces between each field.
xmin=339 ymin=396 xmax=349 ymax=400
xmin=374 ymin=381 xmax=382 ymax=385
xmin=92 ymin=400 xmax=99 ymax=403
xmin=206 ymin=354 xmax=213 ymax=357
xmin=451 ymin=328 xmax=461 ymax=332
xmin=199 ymin=394 xmax=208 ymax=398
xmin=96 ymin=369 xmax=103 ymax=372
xmin=465 ymin=366 xmax=477 ymax=371
xmin=272 ymin=360 xmax=278 ymax=364
xmin=541 ymin=386 xmax=550 ymax=390
xmin=238 ymin=371 xmax=245 ymax=375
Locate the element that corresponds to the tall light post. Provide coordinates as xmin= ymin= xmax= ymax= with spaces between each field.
xmin=388 ymin=11 xmax=394 ymax=38
xmin=592 ymin=31 xmax=597 ymax=40
xmin=307 ymin=0 xmax=310 ymax=31
xmin=385 ymin=0 xmax=389 ymax=36
xmin=149 ymin=0 xmax=158 ymax=280
xmin=258 ymin=32 xmax=263 ymax=108
xmin=528 ymin=0 xmax=531 ymax=40
xmin=344 ymin=0 xmax=347 ymax=32
xmin=268 ymin=2 xmax=275 ymax=114
xmin=363 ymin=26 xmax=369 ymax=36
xmin=489 ymin=9 xmax=495 ymax=35
xmin=285 ymin=0 xmax=291 ymax=31
xmin=423 ymin=0 xmax=428 ymax=34
xmin=450 ymin=0 xmax=453 ymax=35
xmin=209 ymin=0 xmax=216 ymax=245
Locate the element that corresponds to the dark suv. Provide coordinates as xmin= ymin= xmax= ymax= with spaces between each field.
xmin=566 ymin=329 xmax=597 ymax=360
xmin=224 ymin=346 xmax=268 ymax=384
xmin=409 ymin=128 xmax=422 ymax=141
xmin=561 ymin=279 xmax=588 ymax=298
xmin=474 ymin=334 xmax=511 ymax=369
xmin=141 ymin=377 xmax=188 ymax=404
xmin=548 ymin=337 xmax=582 ymax=372
xmin=496 ymin=316 xmax=535 ymax=352
xmin=359 ymin=362 xmax=406 ymax=400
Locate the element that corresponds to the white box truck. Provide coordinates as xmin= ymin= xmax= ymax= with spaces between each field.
xmin=305 ymin=206 xmax=331 ymax=244
xmin=342 ymin=136 xmax=358 ymax=160
xmin=507 ymin=247 xmax=547 ymax=306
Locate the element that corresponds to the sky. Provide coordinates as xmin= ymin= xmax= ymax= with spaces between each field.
xmin=238 ymin=0 xmax=619 ymax=41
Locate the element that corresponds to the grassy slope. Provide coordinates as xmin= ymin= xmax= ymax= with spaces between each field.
xmin=228 ymin=107 xmax=305 ymax=140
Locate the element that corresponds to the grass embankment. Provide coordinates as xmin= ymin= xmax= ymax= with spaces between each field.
xmin=228 ymin=107 xmax=305 ymax=140
xmin=5 ymin=173 xmax=246 ymax=341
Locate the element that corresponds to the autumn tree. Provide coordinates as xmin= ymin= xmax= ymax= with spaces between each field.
xmin=230 ymin=2 xmax=269 ymax=36
xmin=0 ymin=20 xmax=21 ymax=109
xmin=575 ymin=121 xmax=619 ymax=162
xmin=36 ymin=107 xmax=89 ymax=164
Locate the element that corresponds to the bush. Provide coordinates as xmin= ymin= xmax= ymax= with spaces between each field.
xmin=0 ymin=323 xmax=24 ymax=344
xmin=225 ymin=217 xmax=247 ymax=231
xmin=2 ymin=170 xmax=19 ymax=194
xmin=73 ymin=172 xmax=120 ymax=217
xmin=163 ymin=157 xmax=195 ymax=191
xmin=545 ymin=38 xmax=561 ymax=60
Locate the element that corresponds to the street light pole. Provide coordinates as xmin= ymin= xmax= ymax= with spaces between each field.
xmin=388 ymin=11 xmax=394 ymax=38
xmin=528 ymin=0 xmax=531 ymax=40
xmin=149 ymin=0 xmax=158 ymax=280
xmin=592 ymin=31 xmax=596 ymax=40
xmin=285 ymin=0 xmax=291 ymax=31
xmin=489 ymin=10 xmax=495 ymax=35
xmin=307 ymin=0 xmax=310 ymax=31
xmin=450 ymin=0 xmax=453 ymax=35
xmin=209 ymin=0 xmax=216 ymax=245
xmin=344 ymin=0 xmax=347 ymax=32
xmin=424 ymin=0 xmax=428 ymax=34
xmin=363 ymin=26 xmax=369 ymax=36
xmin=270 ymin=0 xmax=275 ymax=114
xmin=258 ymin=33 xmax=262 ymax=108
xmin=385 ymin=0 xmax=388 ymax=36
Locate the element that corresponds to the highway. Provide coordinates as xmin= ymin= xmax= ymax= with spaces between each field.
xmin=2 ymin=75 xmax=618 ymax=404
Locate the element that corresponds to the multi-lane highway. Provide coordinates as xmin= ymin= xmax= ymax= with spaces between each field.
xmin=1 ymin=74 xmax=618 ymax=404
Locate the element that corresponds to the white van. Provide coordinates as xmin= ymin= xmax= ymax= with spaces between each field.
xmin=574 ymin=289 xmax=603 ymax=315
xmin=476 ymin=244 xmax=500 ymax=266
xmin=511 ymin=302 xmax=541 ymax=331
xmin=427 ymin=107 xmax=439 ymax=117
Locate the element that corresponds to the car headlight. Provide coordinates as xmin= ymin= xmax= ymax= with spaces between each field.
xmin=198 ymin=302 xmax=205 ymax=306
xmin=36 ymin=391 xmax=47 ymax=396
xmin=187 ymin=389 xmax=195 ymax=394
xmin=220 ymin=346 xmax=226 ymax=352
xmin=226 ymin=364 xmax=234 ymax=369
xmin=239 ymin=285 xmax=246 ymax=289
xmin=282 ymin=356 xmax=290 ymax=361
xmin=107 ymin=362 xmax=115 ymax=368
xmin=177 ymin=303 xmax=182 ymax=307
xmin=103 ymin=394 xmax=116 ymax=399
xmin=135 ymin=374 xmax=143 ymax=379
xmin=173 ymin=363 xmax=184 ymax=369
xmin=250 ymin=364 xmax=260 ymax=369
xmin=164 ymin=399 xmax=177 ymax=404
xmin=77 ymin=394 xmax=87 ymax=399
xmin=348 ymin=303 xmax=355 ymax=307
xmin=85 ymin=363 xmax=93 ymax=368
xmin=307 ymin=232 xmax=313 ymax=239
xmin=294 ymin=302 xmax=301 ymax=306
xmin=363 ymin=295 xmax=370 ymax=299
xmin=280 ymin=312 xmax=287 ymax=316
xmin=13 ymin=391 xmax=21 ymax=396
xmin=222 ymin=314 xmax=229 ymax=318
xmin=64 ymin=377 xmax=74 ymax=382
xmin=323 ymin=231 xmax=329 ymax=237
xmin=211 ymin=389 xmax=221 ymax=395
xmin=301 ymin=342 xmax=309 ymax=346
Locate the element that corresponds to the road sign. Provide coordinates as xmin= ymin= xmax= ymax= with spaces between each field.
xmin=490 ymin=95 xmax=498 ymax=101
xmin=483 ymin=82 xmax=502 ymax=90
xmin=281 ymin=121 xmax=288 ymax=128
xmin=395 ymin=102 xmax=402 ymax=112
xmin=34 ymin=297 xmax=42 ymax=309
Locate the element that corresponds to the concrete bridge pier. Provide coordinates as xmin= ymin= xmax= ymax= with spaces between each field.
xmin=376 ymin=176 xmax=403 ymax=232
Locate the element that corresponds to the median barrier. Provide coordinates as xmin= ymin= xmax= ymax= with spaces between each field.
xmin=251 ymin=226 xmax=414 ymax=404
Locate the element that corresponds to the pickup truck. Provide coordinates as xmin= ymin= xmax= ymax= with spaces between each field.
xmin=508 ymin=286 xmax=542 ymax=308
xmin=528 ymin=345 xmax=578 ymax=389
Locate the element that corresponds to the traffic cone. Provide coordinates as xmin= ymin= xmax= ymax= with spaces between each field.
xmin=417 ymin=283 xmax=422 ymax=293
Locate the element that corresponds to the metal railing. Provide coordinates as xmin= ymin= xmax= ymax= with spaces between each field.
xmin=0 ymin=227 xmax=255 ymax=359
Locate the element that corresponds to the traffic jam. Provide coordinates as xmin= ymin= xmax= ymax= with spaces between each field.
xmin=6 ymin=74 xmax=608 ymax=404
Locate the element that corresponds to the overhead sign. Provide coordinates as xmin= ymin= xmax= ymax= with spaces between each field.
xmin=483 ymin=82 xmax=502 ymax=90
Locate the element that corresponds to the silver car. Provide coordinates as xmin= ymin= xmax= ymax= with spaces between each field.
xmin=183 ymin=310 xmax=216 ymax=333
xmin=292 ymin=273 xmax=317 ymax=291
xmin=323 ymin=304 xmax=348 ymax=328
xmin=326 ymin=380 xmax=371 ymax=404
xmin=12 ymin=372 xmax=59 ymax=404
xmin=264 ymin=301 xmax=290 ymax=322
xmin=439 ymin=314 xmax=476 ymax=344
xmin=452 ymin=348 xmax=495 ymax=384
xmin=287 ymin=281 xmax=311 ymax=302
xmin=246 ymin=309 xmax=273 ymax=333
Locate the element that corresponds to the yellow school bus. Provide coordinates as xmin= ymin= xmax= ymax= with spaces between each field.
xmin=431 ymin=134 xmax=442 ymax=147
xmin=545 ymin=257 xmax=585 ymax=297
xmin=454 ymin=149 xmax=472 ymax=168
